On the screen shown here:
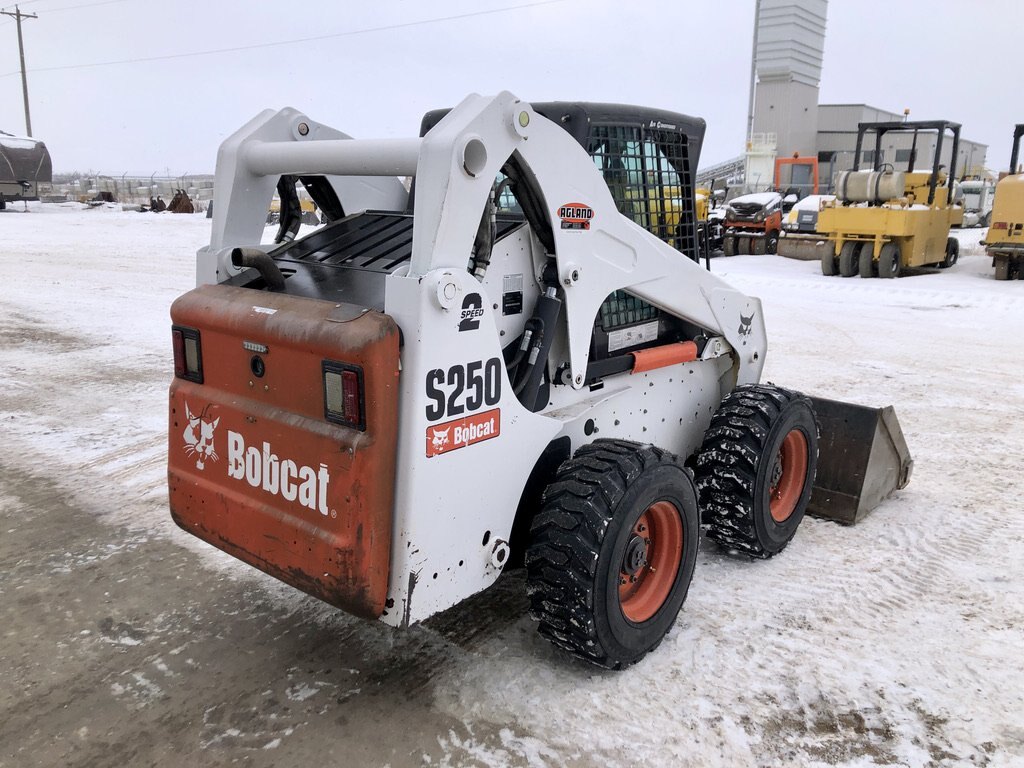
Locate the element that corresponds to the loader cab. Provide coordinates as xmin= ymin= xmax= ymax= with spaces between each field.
xmin=417 ymin=103 xmax=710 ymax=410
xmin=418 ymin=102 xmax=706 ymax=262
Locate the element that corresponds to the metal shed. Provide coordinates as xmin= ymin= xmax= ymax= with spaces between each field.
xmin=0 ymin=131 xmax=52 ymax=200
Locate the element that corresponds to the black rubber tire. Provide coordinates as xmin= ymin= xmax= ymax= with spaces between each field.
xmin=838 ymin=241 xmax=859 ymax=277
xmin=858 ymin=243 xmax=875 ymax=278
xmin=525 ymin=439 xmax=699 ymax=669
xmin=766 ymin=232 xmax=779 ymax=255
xmin=723 ymin=235 xmax=736 ymax=257
xmin=941 ymin=237 xmax=959 ymax=269
xmin=878 ymin=242 xmax=901 ymax=278
xmin=694 ymin=384 xmax=818 ymax=559
xmin=737 ymin=236 xmax=752 ymax=255
xmin=752 ymin=236 xmax=767 ymax=255
xmin=821 ymin=246 xmax=837 ymax=276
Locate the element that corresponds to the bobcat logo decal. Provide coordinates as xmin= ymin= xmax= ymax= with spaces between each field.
xmin=183 ymin=402 xmax=220 ymax=471
xmin=430 ymin=427 xmax=451 ymax=452
xmin=738 ymin=313 xmax=754 ymax=337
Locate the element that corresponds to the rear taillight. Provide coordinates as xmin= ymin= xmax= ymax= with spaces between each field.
xmin=323 ymin=361 xmax=365 ymax=431
xmin=992 ymin=221 xmax=1008 ymax=230
xmin=172 ymin=325 xmax=204 ymax=383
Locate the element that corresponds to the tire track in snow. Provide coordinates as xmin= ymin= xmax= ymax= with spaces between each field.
xmin=726 ymin=273 xmax=1022 ymax=311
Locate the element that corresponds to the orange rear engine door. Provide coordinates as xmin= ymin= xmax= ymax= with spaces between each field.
xmin=168 ymin=284 xmax=400 ymax=619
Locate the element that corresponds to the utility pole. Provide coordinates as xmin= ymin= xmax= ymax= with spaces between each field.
xmin=1 ymin=5 xmax=38 ymax=136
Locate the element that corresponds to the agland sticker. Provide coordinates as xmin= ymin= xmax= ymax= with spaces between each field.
xmin=426 ymin=408 xmax=500 ymax=457
xmin=558 ymin=202 xmax=594 ymax=231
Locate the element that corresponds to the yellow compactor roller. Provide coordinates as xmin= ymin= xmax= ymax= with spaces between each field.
xmin=818 ymin=121 xmax=963 ymax=279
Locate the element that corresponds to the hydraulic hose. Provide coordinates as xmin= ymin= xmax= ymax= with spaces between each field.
xmin=470 ymin=186 xmax=497 ymax=279
xmin=516 ymin=287 xmax=562 ymax=412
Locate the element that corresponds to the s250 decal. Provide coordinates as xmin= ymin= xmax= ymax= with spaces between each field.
xmin=425 ymin=357 xmax=502 ymax=422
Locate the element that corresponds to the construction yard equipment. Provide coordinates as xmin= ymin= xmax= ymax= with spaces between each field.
xmin=777 ymin=195 xmax=835 ymax=261
xmin=818 ymin=121 xmax=964 ymax=279
xmin=775 ymin=155 xmax=819 ymax=201
xmin=721 ymin=191 xmax=783 ymax=255
xmin=959 ymin=178 xmax=995 ymax=228
xmin=167 ymin=93 xmax=911 ymax=669
xmin=695 ymin=186 xmax=725 ymax=258
xmin=773 ymin=155 xmax=827 ymax=260
xmin=984 ymin=124 xmax=1024 ymax=280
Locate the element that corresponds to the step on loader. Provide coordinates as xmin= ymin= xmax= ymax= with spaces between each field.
xmin=167 ymin=92 xmax=912 ymax=669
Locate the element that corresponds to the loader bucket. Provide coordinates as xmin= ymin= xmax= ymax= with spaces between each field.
xmin=806 ymin=396 xmax=913 ymax=524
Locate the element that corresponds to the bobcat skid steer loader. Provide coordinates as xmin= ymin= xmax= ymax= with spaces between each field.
xmin=168 ymin=92 xmax=905 ymax=669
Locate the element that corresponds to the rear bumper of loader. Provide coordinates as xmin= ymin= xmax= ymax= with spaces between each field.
xmin=806 ymin=396 xmax=913 ymax=525
xmin=168 ymin=285 xmax=400 ymax=618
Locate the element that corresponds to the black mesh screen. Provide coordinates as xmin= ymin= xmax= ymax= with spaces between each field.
xmin=586 ymin=124 xmax=698 ymax=260
xmin=599 ymin=290 xmax=658 ymax=330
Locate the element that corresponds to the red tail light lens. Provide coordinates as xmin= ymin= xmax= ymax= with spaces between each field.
xmin=172 ymin=325 xmax=204 ymax=383
xmin=992 ymin=221 xmax=1008 ymax=230
xmin=172 ymin=329 xmax=186 ymax=378
xmin=323 ymin=361 xmax=365 ymax=431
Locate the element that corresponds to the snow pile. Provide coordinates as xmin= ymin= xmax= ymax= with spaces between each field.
xmin=1 ymin=205 xmax=1021 ymax=766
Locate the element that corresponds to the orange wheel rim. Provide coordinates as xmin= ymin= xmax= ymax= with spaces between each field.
xmin=769 ymin=429 xmax=808 ymax=523
xmin=618 ymin=501 xmax=683 ymax=623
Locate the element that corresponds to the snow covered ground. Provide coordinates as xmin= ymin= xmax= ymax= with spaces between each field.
xmin=1 ymin=204 xmax=1022 ymax=767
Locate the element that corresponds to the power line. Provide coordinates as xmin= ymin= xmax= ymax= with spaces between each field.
xmin=0 ymin=0 xmax=48 ymax=9
xmin=0 ymin=0 xmax=571 ymax=76
xmin=32 ymin=0 xmax=134 ymax=14
xmin=0 ymin=0 xmax=184 ymax=26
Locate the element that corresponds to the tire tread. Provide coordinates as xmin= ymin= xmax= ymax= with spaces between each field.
xmin=694 ymin=384 xmax=814 ymax=558
xmin=525 ymin=439 xmax=682 ymax=668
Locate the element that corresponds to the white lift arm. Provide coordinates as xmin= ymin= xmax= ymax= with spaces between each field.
xmin=202 ymin=91 xmax=766 ymax=385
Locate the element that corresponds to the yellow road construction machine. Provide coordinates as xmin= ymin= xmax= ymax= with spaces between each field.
xmin=818 ymin=121 xmax=963 ymax=278
xmin=985 ymin=124 xmax=1024 ymax=280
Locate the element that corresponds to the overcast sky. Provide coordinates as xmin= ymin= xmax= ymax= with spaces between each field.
xmin=2 ymin=0 xmax=1021 ymax=176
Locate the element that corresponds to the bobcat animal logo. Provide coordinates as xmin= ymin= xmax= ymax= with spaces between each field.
xmin=430 ymin=427 xmax=451 ymax=452
xmin=183 ymin=402 xmax=220 ymax=471
xmin=738 ymin=313 xmax=754 ymax=337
